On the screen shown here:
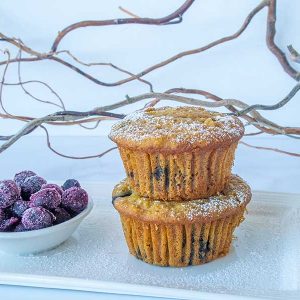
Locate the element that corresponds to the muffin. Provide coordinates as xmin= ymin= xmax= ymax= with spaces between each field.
xmin=109 ymin=106 xmax=244 ymax=201
xmin=113 ymin=175 xmax=251 ymax=267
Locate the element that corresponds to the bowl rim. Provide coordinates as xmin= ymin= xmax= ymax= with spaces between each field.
xmin=0 ymin=198 xmax=94 ymax=238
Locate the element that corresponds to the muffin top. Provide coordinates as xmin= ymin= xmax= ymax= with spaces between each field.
xmin=109 ymin=106 xmax=244 ymax=153
xmin=113 ymin=175 xmax=251 ymax=224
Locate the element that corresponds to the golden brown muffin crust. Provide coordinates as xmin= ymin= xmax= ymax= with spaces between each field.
xmin=109 ymin=106 xmax=244 ymax=153
xmin=113 ymin=175 xmax=251 ymax=224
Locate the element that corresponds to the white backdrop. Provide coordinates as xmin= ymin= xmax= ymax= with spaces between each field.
xmin=0 ymin=0 xmax=299 ymax=136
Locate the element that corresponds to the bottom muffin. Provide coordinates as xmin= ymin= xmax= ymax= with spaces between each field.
xmin=112 ymin=175 xmax=251 ymax=267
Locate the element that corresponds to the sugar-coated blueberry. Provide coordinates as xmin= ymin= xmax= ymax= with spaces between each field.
xmin=0 ymin=180 xmax=20 ymax=208
xmin=52 ymin=207 xmax=71 ymax=224
xmin=62 ymin=179 xmax=80 ymax=191
xmin=0 ymin=217 xmax=19 ymax=232
xmin=11 ymin=200 xmax=30 ymax=218
xmin=22 ymin=207 xmax=54 ymax=230
xmin=21 ymin=175 xmax=47 ymax=200
xmin=30 ymin=188 xmax=61 ymax=210
xmin=62 ymin=187 xmax=88 ymax=213
xmin=42 ymin=183 xmax=63 ymax=196
xmin=14 ymin=170 xmax=36 ymax=188
xmin=14 ymin=223 xmax=28 ymax=232
xmin=0 ymin=209 xmax=5 ymax=222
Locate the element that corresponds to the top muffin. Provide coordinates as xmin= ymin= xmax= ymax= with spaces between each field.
xmin=109 ymin=106 xmax=244 ymax=153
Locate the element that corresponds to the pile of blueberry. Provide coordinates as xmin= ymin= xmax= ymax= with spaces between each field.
xmin=0 ymin=171 xmax=88 ymax=232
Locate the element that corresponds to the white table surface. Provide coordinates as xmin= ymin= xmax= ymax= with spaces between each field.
xmin=0 ymin=135 xmax=299 ymax=300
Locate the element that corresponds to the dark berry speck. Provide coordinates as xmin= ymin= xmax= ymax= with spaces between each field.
xmin=62 ymin=179 xmax=80 ymax=191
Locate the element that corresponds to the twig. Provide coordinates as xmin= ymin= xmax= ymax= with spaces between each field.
xmin=119 ymin=6 xmax=140 ymax=18
xmin=244 ymin=131 xmax=264 ymax=136
xmin=0 ymin=50 xmax=12 ymax=115
xmin=287 ymin=45 xmax=300 ymax=64
xmin=235 ymin=82 xmax=300 ymax=116
xmin=240 ymin=141 xmax=300 ymax=157
xmin=79 ymin=120 xmax=101 ymax=130
xmin=41 ymin=126 xmax=117 ymax=159
xmin=57 ymin=50 xmax=153 ymax=91
xmin=0 ymin=0 xmax=268 ymax=88
xmin=91 ymin=0 xmax=270 ymax=87
xmin=17 ymin=51 xmax=66 ymax=109
xmin=51 ymin=0 xmax=195 ymax=51
xmin=0 ymin=110 xmax=124 ymax=153
xmin=266 ymin=0 xmax=300 ymax=80
xmin=4 ymin=79 xmax=66 ymax=109
xmin=1 ymin=89 xmax=299 ymax=156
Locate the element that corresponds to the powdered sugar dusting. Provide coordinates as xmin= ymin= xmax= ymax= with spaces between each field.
xmin=115 ymin=175 xmax=251 ymax=222
xmin=110 ymin=107 xmax=244 ymax=149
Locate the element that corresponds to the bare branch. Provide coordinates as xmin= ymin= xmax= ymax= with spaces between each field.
xmin=16 ymin=51 xmax=66 ymax=110
xmin=266 ymin=0 xmax=300 ymax=80
xmin=0 ymin=112 xmax=115 ymax=127
xmin=236 ymin=82 xmax=300 ymax=116
xmin=287 ymin=45 xmax=300 ymax=64
xmin=41 ymin=126 xmax=117 ymax=159
xmin=244 ymin=131 xmax=264 ymax=136
xmin=51 ymin=0 xmax=195 ymax=52
xmin=0 ymin=50 xmax=12 ymax=115
xmin=118 ymin=6 xmax=140 ymax=18
xmin=95 ymin=0 xmax=269 ymax=87
xmin=4 ymin=79 xmax=65 ymax=109
xmin=0 ymin=110 xmax=124 ymax=153
xmin=0 ymin=0 xmax=268 ymax=88
xmin=57 ymin=50 xmax=153 ymax=91
xmin=240 ymin=141 xmax=300 ymax=157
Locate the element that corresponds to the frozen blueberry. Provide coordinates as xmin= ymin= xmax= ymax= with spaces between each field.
xmin=0 ymin=209 xmax=5 ymax=222
xmin=14 ymin=223 xmax=29 ymax=232
xmin=11 ymin=200 xmax=30 ymax=218
xmin=30 ymin=188 xmax=61 ymax=210
xmin=62 ymin=179 xmax=80 ymax=191
xmin=21 ymin=175 xmax=47 ymax=200
xmin=42 ymin=183 xmax=63 ymax=196
xmin=14 ymin=170 xmax=36 ymax=188
xmin=0 ymin=217 xmax=19 ymax=232
xmin=52 ymin=207 xmax=71 ymax=224
xmin=0 ymin=180 xmax=20 ymax=208
xmin=22 ymin=207 xmax=54 ymax=230
xmin=62 ymin=187 xmax=88 ymax=213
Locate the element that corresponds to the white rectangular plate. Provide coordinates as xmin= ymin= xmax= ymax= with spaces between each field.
xmin=0 ymin=182 xmax=299 ymax=300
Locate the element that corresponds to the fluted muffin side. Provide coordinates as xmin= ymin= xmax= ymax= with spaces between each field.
xmin=119 ymin=143 xmax=237 ymax=201
xmin=120 ymin=211 xmax=244 ymax=267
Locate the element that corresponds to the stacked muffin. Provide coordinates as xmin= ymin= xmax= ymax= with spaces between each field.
xmin=110 ymin=106 xmax=251 ymax=267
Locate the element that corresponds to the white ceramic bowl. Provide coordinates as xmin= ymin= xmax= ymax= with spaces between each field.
xmin=0 ymin=199 xmax=93 ymax=255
